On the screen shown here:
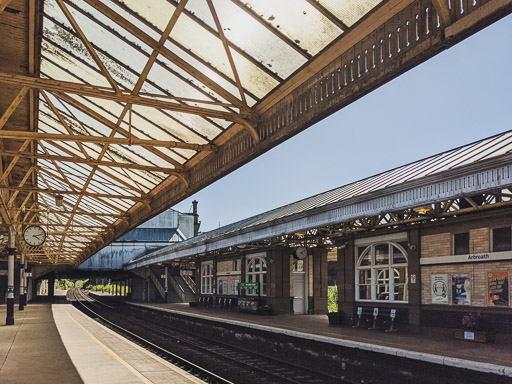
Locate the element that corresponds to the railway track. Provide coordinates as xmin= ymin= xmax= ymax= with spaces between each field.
xmin=69 ymin=289 xmax=351 ymax=384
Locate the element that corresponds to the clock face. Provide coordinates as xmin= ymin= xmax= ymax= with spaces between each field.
xmin=295 ymin=246 xmax=307 ymax=260
xmin=23 ymin=225 xmax=46 ymax=247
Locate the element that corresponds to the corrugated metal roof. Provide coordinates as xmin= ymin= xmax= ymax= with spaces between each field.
xmin=131 ymin=129 xmax=512 ymax=263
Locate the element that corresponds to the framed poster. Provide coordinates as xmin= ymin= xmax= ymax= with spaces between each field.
xmin=218 ymin=280 xmax=223 ymax=295
xmin=452 ymin=274 xmax=471 ymax=305
xmin=431 ymin=274 xmax=449 ymax=304
xmin=488 ymin=272 xmax=509 ymax=307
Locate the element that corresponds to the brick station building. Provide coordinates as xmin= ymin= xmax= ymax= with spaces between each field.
xmin=127 ymin=131 xmax=512 ymax=338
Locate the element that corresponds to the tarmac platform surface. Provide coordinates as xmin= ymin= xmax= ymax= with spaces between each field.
xmin=0 ymin=299 xmax=205 ymax=384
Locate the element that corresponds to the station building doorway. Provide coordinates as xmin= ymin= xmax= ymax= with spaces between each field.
xmin=292 ymin=260 xmax=307 ymax=314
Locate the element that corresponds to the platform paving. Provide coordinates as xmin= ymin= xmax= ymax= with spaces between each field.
xmin=0 ymin=303 xmax=82 ymax=384
xmin=132 ymin=302 xmax=512 ymax=378
xmin=1 ymin=301 xmax=205 ymax=384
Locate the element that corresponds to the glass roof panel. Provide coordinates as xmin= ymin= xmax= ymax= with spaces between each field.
xmin=145 ymin=61 xmax=220 ymax=104
xmin=66 ymin=5 xmax=149 ymax=75
xmin=131 ymin=104 xmax=217 ymax=143
xmin=40 ymin=47 xmax=110 ymax=87
xmin=318 ymin=0 xmax=383 ymax=27
xmin=43 ymin=18 xmax=98 ymax=72
xmin=157 ymin=50 xmax=257 ymax=106
xmin=198 ymin=0 xmax=307 ymax=78
xmin=243 ymin=0 xmax=343 ymax=55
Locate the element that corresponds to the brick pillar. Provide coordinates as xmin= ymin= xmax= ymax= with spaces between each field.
xmin=338 ymin=238 xmax=355 ymax=316
xmin=268 ymin=249 xmax=292 ymax=314
xmin=311 ymin=247 xmax=328 ymax=314
xmin=408 ymin=228 xmax=421 ymax=332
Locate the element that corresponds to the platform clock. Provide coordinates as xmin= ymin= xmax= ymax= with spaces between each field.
xmin=23 ymin=225 xmax=46 ymax=247
xmin=294 ymin=246 xmax=308 ymax=260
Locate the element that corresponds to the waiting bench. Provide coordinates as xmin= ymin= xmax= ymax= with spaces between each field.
xmin=352 ymin=306 xmax=400 ymax=332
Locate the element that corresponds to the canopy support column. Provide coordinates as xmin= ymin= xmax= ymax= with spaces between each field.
xmin=6 ymin=228 xmax=16 ymax=325
xmin=18 ymin=254 xmax=25 ymax=310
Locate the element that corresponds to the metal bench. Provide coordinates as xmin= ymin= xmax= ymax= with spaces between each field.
xmin=352 ymin=306 xmax=399 ymax=332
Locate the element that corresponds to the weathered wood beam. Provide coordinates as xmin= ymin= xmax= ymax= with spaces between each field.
xmin=56 ymin=0 xmax=120 ymax=93
xmin=431 ymin=0 xmax=453 ymax=27
xmin=0 ymin=129 xmax=215 ymax=151
xmin=0 ymin=139 xmax=31 ymax=184
xmin=0 ymin=87 xmax=29 ymax=130
xmin=0 ymin=0 xmax=11 ymax=13
xmin=0 ymin=72 xmax=251 ymax=121
xmin=305 ymin=0 xmax=349 ymax=31
xmin=1 ymin=186 xmax=144 ymax=201
xmin=2 ymin=150 xmax=185 ymax=174
xmin=82 ymin=0 xmax=250 ymax=112
xmin=49 ymin=93 xmax=186 ymax=170
xmin=207 ymin=0 xmax=247 ymax=105
xmin=230 ymin=0 xmax=311 ymax=60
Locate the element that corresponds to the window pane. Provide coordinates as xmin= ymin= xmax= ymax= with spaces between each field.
xmin=358 ymin=269 xmax=371 ymax=300
xmin=454 ymin=232 xmax=469 ymax=255
xmin=375 ymin=244 xmax=389 ymax=265
xmin=395 ymin=284 xmax=406 ymax=301
xmin=376 ymin=268 xmax=389 ymax=300
xmin=359 ymin=284 xmax=371 ymax=300
xmin=359 ymin=250 xmax=371 ymax=266
xmin=392 ymin=246 xmax=407 ymax=264
xmin=493 ymin=227 xmax=511 ymax=252
xmin=393 ymin=267 xmax=408 ymax=285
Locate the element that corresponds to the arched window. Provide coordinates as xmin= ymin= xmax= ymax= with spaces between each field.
xmin=246 ymin=255 xmax=267 ymax=296
xmin=201 ymin=261 xmax=213 ymax=294
xmin=355 ymin=242 xmax=408 ymax=302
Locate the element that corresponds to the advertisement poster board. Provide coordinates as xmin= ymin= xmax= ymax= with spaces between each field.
xmin=452 ymin=274 xmax=471 ymax=305
xmin=488 ymin=272 xmax=509 ymax=307
xmin=431 ymin=274 xmax=449 ymax=304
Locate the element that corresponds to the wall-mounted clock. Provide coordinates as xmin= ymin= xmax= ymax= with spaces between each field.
xmin=23 ymin=225 xmax=46 ymax=247
xmin=294 ymin=246 xmax=308 ymax=260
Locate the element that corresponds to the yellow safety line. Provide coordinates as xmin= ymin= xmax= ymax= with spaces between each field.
xmin=65 ymin=310 xmax=152 ymax=383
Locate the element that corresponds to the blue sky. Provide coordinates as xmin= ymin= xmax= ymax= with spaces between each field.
xmin=174 ymin=14 xmax=512 ymax=232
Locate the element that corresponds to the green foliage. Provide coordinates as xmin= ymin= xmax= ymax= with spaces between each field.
xmin=328 ymin=285 xmax=338 ymax=312
xmin=74 ymin=279 xmax=89 ymax=288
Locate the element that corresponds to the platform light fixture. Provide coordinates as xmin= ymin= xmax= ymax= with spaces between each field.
xmin=413 ymin=205 xmax=431 ymax=213
xmin=55 ymin=194 xmax=64 ymax=207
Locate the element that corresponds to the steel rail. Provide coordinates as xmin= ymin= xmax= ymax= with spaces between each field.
xmin=70 ymin=289 xmax=232 ymax=384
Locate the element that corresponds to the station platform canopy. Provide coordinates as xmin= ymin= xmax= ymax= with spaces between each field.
xmin=125 ymin=130 xmax=512 ymax=269
xmin=0 ymin=0 xmax=511 ymax=267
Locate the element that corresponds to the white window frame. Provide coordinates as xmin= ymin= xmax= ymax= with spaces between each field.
xmin=355 ymin=242 xmax=408 ymax=303
xmin=245 ymin=252 xmax=267 ymax=296
xmin=200 ymin=261 xmax=214 ymax=295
